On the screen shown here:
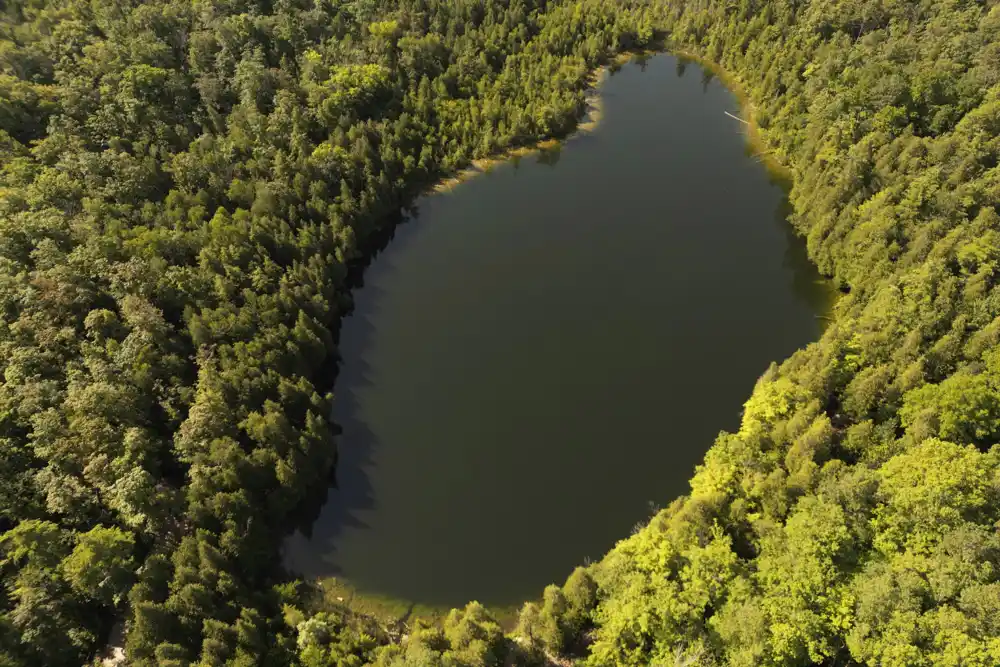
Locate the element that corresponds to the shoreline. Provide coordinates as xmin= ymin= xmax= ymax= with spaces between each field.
xmin=305 ymin=45 xmax=836 ymax=632
xmin=671 ymin=48 xmax=841 ymax=319
xmin=311 ymin=576 xmax=522 ymax=633
xmin=292 ymin=53 xmax=633 ymax=631
xmin=430 ymin=54 xmax=632 ymax=195
xmin=671 ymin=49 xmax=792 ymax=182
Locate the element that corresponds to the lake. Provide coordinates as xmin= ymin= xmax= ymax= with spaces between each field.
xmin=283 ymin=53 xmax=832 ymax=608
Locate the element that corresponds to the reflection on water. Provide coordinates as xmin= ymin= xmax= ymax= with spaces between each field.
xmin=535 ymin=144 xmax=562 ymax=167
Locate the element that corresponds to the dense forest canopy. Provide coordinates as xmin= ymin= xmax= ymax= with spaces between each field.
xmin=1 ymin=0 xmax=999 ymax=665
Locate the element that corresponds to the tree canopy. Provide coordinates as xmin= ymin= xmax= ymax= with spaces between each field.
xmin=2 ymin=0 xmax=1000 ymax=664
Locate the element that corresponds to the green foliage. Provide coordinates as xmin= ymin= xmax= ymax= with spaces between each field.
xmin=0 ymin=0 xmax=650 ymax=664
xmin=515 ymin=568 xmax=600 ymax=658
xmin=5 ymin=0 xmax=1000 ymax=664
xmin=575 ymin=0 xmax=1000 ymax=664
xmin=900 ymin=355 xmax=1000 ymax=446
xmin=442 ymin=602 xmax=507 ymax=666
xmin=294 ymin=611 xmax=378 ymax=667
xmin=371 ymin=603 xmax=515 ymax=667
xmin=60 ymin=525 xmax=135 ymax=606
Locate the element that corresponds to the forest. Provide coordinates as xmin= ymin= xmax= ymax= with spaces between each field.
xmin=1 ymin=0 xmax=999 ymax=665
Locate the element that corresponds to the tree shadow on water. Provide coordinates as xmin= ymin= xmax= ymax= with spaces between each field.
xmin=535 ymin=143 xmax=562 ymax=167
xmin=282 ymin=204 xmax=427 ymax=580
xmin=772 ymin=196 xmax=838 ymax=325
xmin=701 ymin=67 xmax=716 ymax=93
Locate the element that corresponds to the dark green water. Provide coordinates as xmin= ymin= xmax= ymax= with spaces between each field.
xmin=283 ymin=54 xmax=832 ymax=607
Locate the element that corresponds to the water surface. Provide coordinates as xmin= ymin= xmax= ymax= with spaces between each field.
xmin=284 ymin=54 xmax=832 ymax=607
